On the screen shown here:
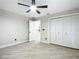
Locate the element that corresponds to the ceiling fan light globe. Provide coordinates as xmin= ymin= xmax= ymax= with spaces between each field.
xmin=30 ymin=5 xmax=37 ymax=11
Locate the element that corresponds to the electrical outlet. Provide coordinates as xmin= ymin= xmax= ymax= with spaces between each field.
xmin=45 ymin=38 xmax=47 ymax=40
xmin=14 ymin=38 xmax=17 ymax=41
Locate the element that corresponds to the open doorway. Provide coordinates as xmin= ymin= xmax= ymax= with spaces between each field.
xmin=29 ymin=20 xmax=40 ymax=43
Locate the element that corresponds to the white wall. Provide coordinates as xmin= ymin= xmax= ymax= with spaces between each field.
xmin=0 ymin=9 xmax=29 ymax=48
xmin=40 ymin=17 xmax=49 ymax=43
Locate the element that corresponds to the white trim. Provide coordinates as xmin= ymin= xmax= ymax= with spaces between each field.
xmin=40 ymin=40 xmax=50 ymax=44
xmin=48 ymin=12 xmax=79 ymax=20
xmin=0 ymin=41 xmax=27 ymax=49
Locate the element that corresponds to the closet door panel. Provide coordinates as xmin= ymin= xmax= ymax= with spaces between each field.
xmin=50 ymin=20 xmax=56 ymax=44
xmin=50 ymin=18 xmax=63 ymax=45
xmin=72 ymin=15 xmax=79 ymax=48
xmin=55 ymin=18 xmax=63 ymax=45
xmin=63 ymin=17 xmax=72 ymax=47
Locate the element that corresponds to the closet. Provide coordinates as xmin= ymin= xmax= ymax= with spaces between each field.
xmin=49 ymin=14 xmax=79 ymax=49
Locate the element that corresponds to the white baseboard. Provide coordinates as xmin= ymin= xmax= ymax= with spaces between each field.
xmin=0 ymin=41 xmax=28 ymax=49
xmin=40 ymin=40 xmax=49 ymax=44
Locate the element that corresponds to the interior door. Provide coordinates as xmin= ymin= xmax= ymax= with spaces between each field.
xmin=29 ymin=20 xmax=40 ymax=42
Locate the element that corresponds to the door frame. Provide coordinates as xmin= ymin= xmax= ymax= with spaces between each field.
xmin=28 ymin=20 xmax=41 ymax=42
xmin=27 ymin=20 xmax=30 ymax=42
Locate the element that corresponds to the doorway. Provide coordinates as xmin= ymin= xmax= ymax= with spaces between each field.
xmin=29 ymin=20 xmax=40 ymax=43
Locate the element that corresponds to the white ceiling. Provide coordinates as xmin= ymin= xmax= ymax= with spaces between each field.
xmin=0 ymin=0 xmax=79 ymax=17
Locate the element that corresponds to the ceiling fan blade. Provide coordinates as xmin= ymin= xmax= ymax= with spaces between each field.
xmin=37 ymin=5 xmax=48 ymax=8
xmin=26 ymin=9 xmax=31 ymax=13
xmin=18 ymin=3 xmax=30 ymax=7
xmin=36 ymin=10 xmax=40 ymax=14
xmin=32 ymin=0 xmax=36 ymax=5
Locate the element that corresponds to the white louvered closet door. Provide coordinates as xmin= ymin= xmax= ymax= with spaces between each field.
xmin=72 ymin=15 xmax=79 ymax=49
xmin=63 ymin=16 xmax=72 ymax=47
xmin=49 ymin=14 xmax=79 ymax=49
xmin=50 ymin=18 xmax=64 ymax=45
xmin=50 ymin=16 xmax=72 ymax=47
xmin=55 ymin=18 xmax=64 ymax=45
xmin=50 ymin=19 xmax=56 ymax=44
